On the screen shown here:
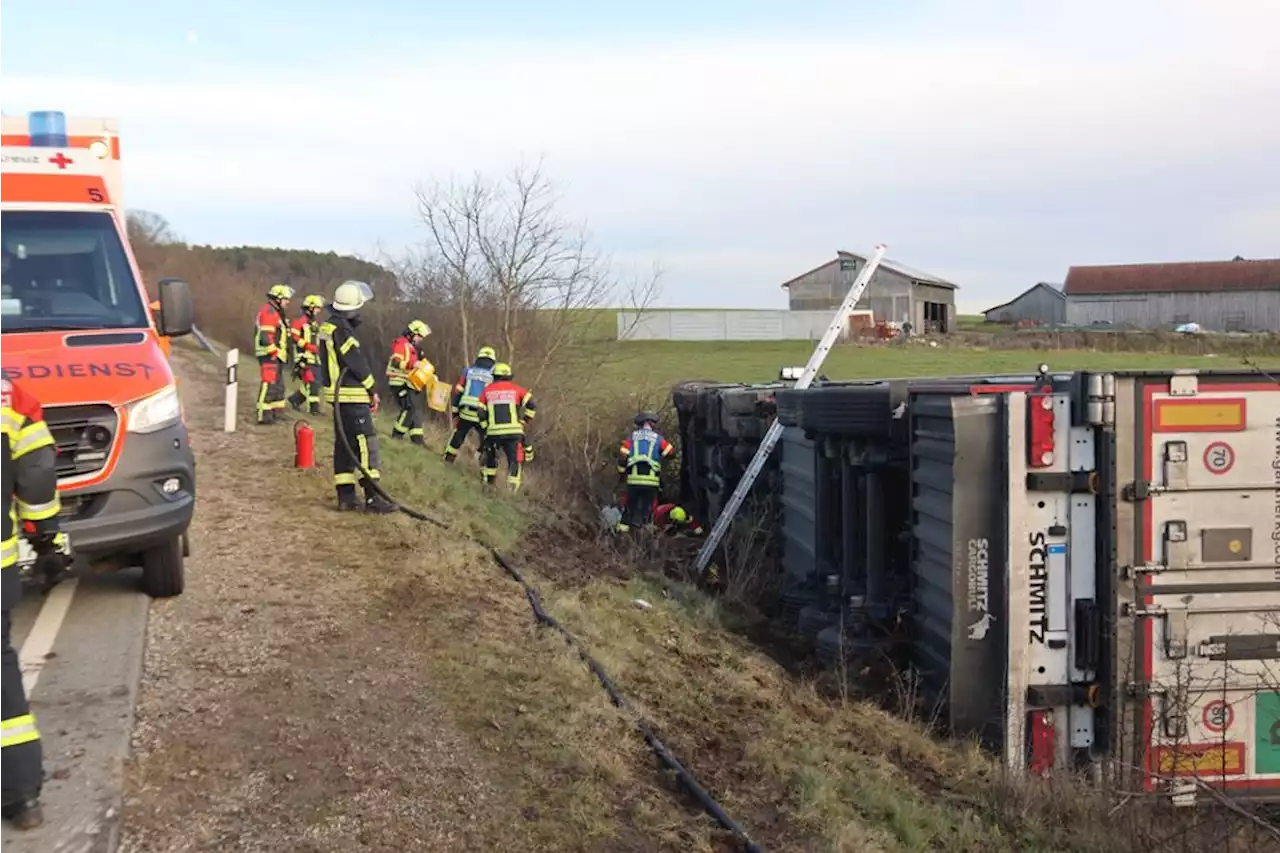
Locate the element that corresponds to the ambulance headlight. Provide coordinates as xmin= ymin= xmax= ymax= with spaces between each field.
xmin=128 ymin=385 xmax=182 ymax=434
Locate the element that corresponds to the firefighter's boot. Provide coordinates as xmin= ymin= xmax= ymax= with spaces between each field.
xmin=3 ymin=799 xmax=44 ymax=831
xmin=411 ymin=434 xmax=426 ymax=448
xmin=364 ymin=493 xmax=397 ymax=515
xmin=336 ymin=484 xmax=361 ymax=512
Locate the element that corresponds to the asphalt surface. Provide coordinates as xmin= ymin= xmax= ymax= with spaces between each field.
xmin=3 ymin=570 xmax=148 ymax=853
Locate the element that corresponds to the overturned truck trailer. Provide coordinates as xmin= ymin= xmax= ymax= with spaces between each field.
xmin=673 ymin=368 xmax=1280 ymax=804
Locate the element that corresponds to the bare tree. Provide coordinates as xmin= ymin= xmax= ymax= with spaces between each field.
xmin=410 ymin=160 xmax=662 ymax=385
xmin=413 ymin=173 xmax=494 ymax=359
xmin=126 ymin=210 xmax=180 ymax=247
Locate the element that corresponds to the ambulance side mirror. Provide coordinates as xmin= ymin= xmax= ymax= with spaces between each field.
xmin=156 ymin=277 xmax=194 ymax=337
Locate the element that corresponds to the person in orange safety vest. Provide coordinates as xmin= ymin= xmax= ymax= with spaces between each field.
xmin=386 ymin=319 xmax=431 ymax=446
xmin=253 ymin=283 xmax=294 ymax=425
xmin=287 ymin=294 xmax=325 ymax=415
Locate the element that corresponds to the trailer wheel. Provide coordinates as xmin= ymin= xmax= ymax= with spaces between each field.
xmin=141 ymin=535 xmax=186 ymax=598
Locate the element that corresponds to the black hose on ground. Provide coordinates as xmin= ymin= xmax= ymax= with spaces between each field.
xmin=327 ymin=369 xmax=763 ymax=853
xmin=490 ymin=551 xmax=762 ymax=853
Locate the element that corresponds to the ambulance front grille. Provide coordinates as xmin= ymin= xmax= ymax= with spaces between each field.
xmin=44 ymin=404 xmax=119 ymax=480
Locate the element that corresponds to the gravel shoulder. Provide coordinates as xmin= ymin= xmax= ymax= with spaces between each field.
xmin=118 ymin=345 xmax=517 ymax=852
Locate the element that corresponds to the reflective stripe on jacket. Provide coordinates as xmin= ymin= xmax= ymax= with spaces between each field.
xmin=477 ymin=380 xmax=535 ymax=437
xmin=386 ymin=336 xmax=418 ymax=387
xmin=318 ymin=315 xmax=376 ymax=404
xmin=3 ymin=379 xmax=60 ymax=571
xmin=290 ymin=315 xmax=318 ymax=365
xmin=452 ymin=365 xmax=494 ymax=421
xmin=617 ymin=427 xmax=673 ymax=487
xmin=254 ymin=303 xmax=287 ymax=360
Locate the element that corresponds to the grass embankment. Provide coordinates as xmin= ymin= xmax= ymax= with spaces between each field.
xmin=194 ymin=336 xmax=1280 ymax=853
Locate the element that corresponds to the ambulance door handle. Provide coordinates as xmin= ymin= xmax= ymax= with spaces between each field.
xmin=1074 ymin=599 xmax=1100 ymax=671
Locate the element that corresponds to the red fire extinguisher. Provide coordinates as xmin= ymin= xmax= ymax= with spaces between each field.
xmin=294 ymin=420 xmax=315 ymax=469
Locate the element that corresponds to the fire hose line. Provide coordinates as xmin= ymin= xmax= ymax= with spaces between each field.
xmin=330 ymin=370 xmax=763 ymax=853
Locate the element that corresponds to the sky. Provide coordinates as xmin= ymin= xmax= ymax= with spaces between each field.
xmin=3 ymin=0 xmax=1278 ymax=312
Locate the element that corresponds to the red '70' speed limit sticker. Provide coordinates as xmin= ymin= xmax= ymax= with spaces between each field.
xmin=1202 ymin=441 xmax=1235 ymax=475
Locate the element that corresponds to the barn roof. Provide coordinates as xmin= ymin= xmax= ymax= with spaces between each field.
xmin=1063 ymin=258 xmax=1280 ymax=296
xmin=982 ymin=282 xmax=1063 ymax=315
xmin=781 ymin=250 xmax=959 ymax=290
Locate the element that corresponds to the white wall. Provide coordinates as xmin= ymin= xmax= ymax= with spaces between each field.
xmin=617 ymin=310 xmax=858 ymax=341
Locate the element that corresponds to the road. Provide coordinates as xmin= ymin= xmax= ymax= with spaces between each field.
xmin=3 ymin=570 xmax=148 ymax=853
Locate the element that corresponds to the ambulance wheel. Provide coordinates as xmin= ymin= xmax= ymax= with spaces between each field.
xmin=141 ymin=536 xmax=186 ymax=598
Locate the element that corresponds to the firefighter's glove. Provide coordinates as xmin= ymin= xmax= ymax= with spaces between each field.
xmin=32 ymin=532 xmax=71 ymax=594
xmin=523 ymin=443 xmax=535 ymax=462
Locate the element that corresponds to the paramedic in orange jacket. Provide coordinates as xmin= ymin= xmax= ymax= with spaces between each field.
xmin=287 ymin=294 xmax=325 ymax=415
xmin=476 ymin=362 xmax=536 ymax=491
xmin=3 ymin=379 xmax=63 ymax=830
xmin=386 ymin=320 xmax=431 ymax=446
xmin=444 ymin=345 xmax=497 ymax=463
xmin=254 ymin=284 xmax=293 ymax=425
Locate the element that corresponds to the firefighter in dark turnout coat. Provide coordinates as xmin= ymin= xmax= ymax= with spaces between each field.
xmin=316 ymin=281 xmax=396 ymax=514
xmin=615 ymin=411 xmax=674 ymax=531
xmin=476 ymin=362 xmax=536 ymax=491
xmin=2 ymin=379 xmax=62 ymax=829
xmin=444 ymin=345 xmax=496 ymax=462
xmin=387 ymin=319 xmax=431 ymax=446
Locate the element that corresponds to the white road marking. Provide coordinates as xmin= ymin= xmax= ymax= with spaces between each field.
xmin=19 ymin=578 xmax=79 ymax=694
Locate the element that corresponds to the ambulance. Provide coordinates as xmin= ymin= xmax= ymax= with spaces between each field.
xmin=1 ymin=110 xmax=196 ymax=597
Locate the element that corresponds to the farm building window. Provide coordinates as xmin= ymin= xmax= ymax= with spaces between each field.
xmin=1172 ymin=314 xmax=1191 ymax=325
xmin=1223 ymin=312 xmax=1246 ymax=332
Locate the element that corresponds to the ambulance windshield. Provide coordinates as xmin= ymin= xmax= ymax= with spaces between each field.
xmin=0 ymin=210 xmax=149 ymax=333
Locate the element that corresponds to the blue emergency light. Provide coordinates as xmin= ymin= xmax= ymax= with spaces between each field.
xmin=28 ymin=110 xmax=68 ymax=147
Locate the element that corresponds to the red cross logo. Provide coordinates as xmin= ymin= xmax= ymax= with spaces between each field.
xmin=49 ymin=152 xmax=73 ymax=169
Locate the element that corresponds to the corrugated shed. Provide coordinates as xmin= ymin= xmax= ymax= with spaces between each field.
xmin=1064 ymin=258 xmax=1280 ymax=295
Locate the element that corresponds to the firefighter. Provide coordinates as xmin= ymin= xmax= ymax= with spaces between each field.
xmin=287 ymin=294 xmax=325 ymax=415
xmin=444 ymin=345 xmax=497 ymax=463
xmin=476 ymin=362 xmax=536 ymax=491
xmin=615 ymin=411 xmax=674 ymax=532
xmin=317 ymin=281 xmax=396 ymax=514
xmin=2 ymin=378 xmax=63 ymax=830
xmin=387 ymin=319 xmax=431 ymax=446
xmin=254 ymin=283 xmax=293 ymax=425
xmin=655 ymin=504 xmax=704 ymax=536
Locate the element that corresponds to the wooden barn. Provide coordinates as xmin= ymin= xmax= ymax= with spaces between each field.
xmin=982 ymin=282 xmax=1065 ymax=326
xmin=781 ymin=250 xmax=959 ymax=333
xmin=1063 ymin=257 xmax=1280 ymax=331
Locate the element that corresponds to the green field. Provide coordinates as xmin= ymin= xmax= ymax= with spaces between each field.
xmin=590 ymin=339 xmax=1276 ymax=392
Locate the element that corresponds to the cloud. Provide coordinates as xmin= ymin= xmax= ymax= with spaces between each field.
xmin=4 ymin=0 xmax=1278 ymax=309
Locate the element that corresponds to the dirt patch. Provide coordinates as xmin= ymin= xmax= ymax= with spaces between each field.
xmin=119 ymin=345 xmax=517 ymax=852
